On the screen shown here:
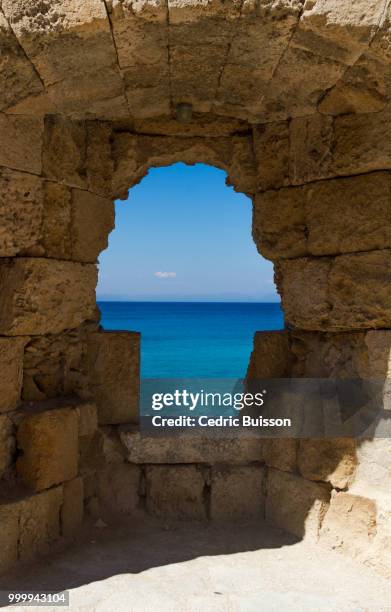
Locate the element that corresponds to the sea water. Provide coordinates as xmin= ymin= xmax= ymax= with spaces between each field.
xmin=99 ymin=301 xmax=284 ymax=378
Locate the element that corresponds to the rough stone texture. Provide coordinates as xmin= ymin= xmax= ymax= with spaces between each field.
xmin=0 ymin=337 xmax=26 ymax=413
xmin=0 ymin=502 xmax=18 ymax=574
xmin=16 ymin=407 xmax=79 ymax=492
xmin=0 ymin=0 xmax=391 ymax=579
xmin=112 ymin=133 xmax=256 ymax=198
xmin=298 ymin=439 xmax=357 ymax=489
xmin=0 ymin=114 xmax=43 ymax=174
xmin=145 ymin=465 xmax=206 ymax=520
xmin=109 ymin=0 xmax=170 ymax=118
xmin=87 ymin=331 xmax=140 ymax=425
xmin=120 ymin=430 xmax=263 ymax=464
xmin=0 ymin=171 xmax=114 ymax=261
xmin=1 ymin=0 xmax=128 ymax=119
xmin=289 ymin=330 xmax=368 ymax=378
xmin=210 ymin=466 xmax=264 ymax=521
xmin=320 ymin=492 xmax=377 ymax=558
xmin=266 ymin=469 xmax=330 ymax=541
xmin=0 ymin=9 xmax=43 ymax=112
xmin=18 ymin=486 xmax=63 ymax=561
xmin=247 ymin=331 xmax=291 ymax=379
xmin=22 ymin=325 xmax=94 ymax=402
xmin=0 ymin=487 xmax=64 ymax=567
xmin=100 ymin=427 xmax=128 ymax=465
xmin=276 ymin=250 xmax=391 ymax=331
xmin=253 ymin=110 xmax=391 ymax=191
xmin=261 ymin=439 xmax=297 ymax=474
xmin=98 ymin=463 xmax=140 ymax=516
xmin=1 ymin=2 xmax=391 ymax=124
xmin=254 ymin=172 xmax=391 ymax=260
xmin=71 ymin=190 xmax=114 ymax=263
xmin=42 ymin=117 xmax=114 ymax=196
xmin=253 ymin=121 xmax=291 ymax=192
xmin=0 ymin=258 xmax=98 ymax=335
xmin=0 ymin=169 xmax=43 ymax=257
xmin=0 ymin=415 xmax=15 ymax=480
xmin=61 ymin=477 xmax=84 ymax=538
xmin=77 ymin=403 xmax=98 ymax=438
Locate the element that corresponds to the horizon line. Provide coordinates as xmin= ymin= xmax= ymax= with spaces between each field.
xmin=97 ymin=298 xmax=281 ymax=304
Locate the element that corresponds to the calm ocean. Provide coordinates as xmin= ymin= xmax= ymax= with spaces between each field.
xmin=98 ymin=301 xmax=284 ymax=378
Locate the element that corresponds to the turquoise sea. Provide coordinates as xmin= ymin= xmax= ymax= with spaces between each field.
xmin=98 ymin=302 xmax=284 ymax=378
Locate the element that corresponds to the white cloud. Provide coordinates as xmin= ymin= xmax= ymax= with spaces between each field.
xmin=154 ymin=271 xmax=177 ymax=279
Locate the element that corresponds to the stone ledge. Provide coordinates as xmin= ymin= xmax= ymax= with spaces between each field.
xmin=120 ymin=429 xmax=263 ymax=464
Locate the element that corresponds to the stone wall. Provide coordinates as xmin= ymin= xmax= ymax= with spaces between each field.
xmin=248 ymin=108 xmax=391 ymax=572
xmin=0 ymin=0 xmax=390 ymax=580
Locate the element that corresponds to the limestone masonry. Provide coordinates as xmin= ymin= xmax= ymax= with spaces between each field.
xmin=0 ymin=0 xmax=390 ymax=579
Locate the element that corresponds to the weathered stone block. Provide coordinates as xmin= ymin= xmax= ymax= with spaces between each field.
xmin=2 ymin=0 xmax=126 ymax=120
xmin=100 ymin=427 xmax=127 ymax=464
xmin=362 ymin=330 xmax=391 ymax=379
xmin=253 ymin=188 xmax=306 ymax=260
xmin=61 ymin=477 xmax=84 ymax=538
xmin=350 ymin=438 xmax=391 ymax=492
xmin=0 ymin=114 xmax=43 ymax=174
xmin=253 ymin=122 xmax=290 ymax=191
xmin=0 ymin=258 xmax=97 ymax=335
xmin=261 ymin=439 xmax=297 ymax=473
xmin=298 ymin=439 xmax=357 ymax=489
xmin=254 ymin=172 xmax=391 ymax=259
xmin=77 ymin=403 xmax=98 ymax=438
xmin=288 ymin=114 xmax=333 ymax=185
xmin=0 ymin=169 xmax=44 ymax=257
xmin=43 ymin=117 xmax=115 ymax=194
xmin=120 ymin=430 xmax=263 ymax=464
xmin=266 ymin=469 xmax=330 ymax=540
xmin=0 ymin=337 xmax=26 ymax=413
xmin=17 ymin=407 xmax=79 ymax=491
xmin=43 ymin=116 xmax=87 ymax=189
xmin=98 ymin=463 xmax=140 ymax=516
xmin=18 ymin=486 xmax=63 ymax=561
xmin=210 ymin=466 xmax=264 ymax=520
xmin=0 ymin=10 xmax=43 ymax=112
xmin=0 ymin=172 xmax=113 ymax=261
xmin=0 ymin=486 xmax=64 ymax=571
xmin=276 ymin=251 xmax=391 ymax=331
xmin=145 ymin=465 xmax=206 ymax=520
xmin=22 ymin=325 xmax=93 ymax=402
xmin=320 ymin=492 xmax=377 ymax=558
xmin=71 ymin=190 xmax=114 ymax=263
xmin=318 ymin=53 xmax=387 ymax=117
xmin=290 ymin=330 xmax=367 ymax=378
xmin=246 ymin=331 xmax=291 ymax=380
xmin=0 ymin=414 xmax=15 ymax=479
xmin=298 ymin=0 xmax=384 ymax=64
xmin=41 ymin=182 xmax=73 ymax=259
xmin=79 ymin=431 xmax=105 ymax=477
xmin=263 ymin=46 xmax=345 ymax=122
xmin=87 ymin=331 xmax=140 ymax=425
xmin=112 ymin=133 xmax=256 ymax=200
xmin=0 ymin=502 xmax=18 ymax=574
xmin=332 ymin=110 xmax=391 ymax=177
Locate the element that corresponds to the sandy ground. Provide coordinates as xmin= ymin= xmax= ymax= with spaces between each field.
xmin=1 ymin=518 xmax=391 ymax=612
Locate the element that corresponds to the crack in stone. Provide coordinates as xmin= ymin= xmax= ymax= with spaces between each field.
xmin=102 ymin=0 xmax=134 ymax=118
xmin=166 ymin=0 xmax=174 ymax=115
xmin=0 ymin=6 xmax=51 ymax=108
xmin=316 ymin=0 xmax=391 ymax=115
xmin=267 ymin=1 xmax=306 ymax=88
xmin=212 ymin=0 xmax=246 ymax=113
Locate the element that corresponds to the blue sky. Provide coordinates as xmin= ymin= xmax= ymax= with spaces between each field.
xmin=97 ymin=163 xmax=279 ymax=302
